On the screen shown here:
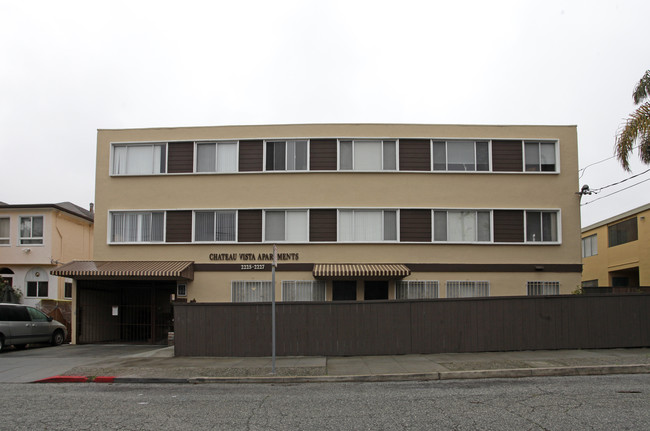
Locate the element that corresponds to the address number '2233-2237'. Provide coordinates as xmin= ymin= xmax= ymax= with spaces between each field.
xmin=241 ymin=264 xmax=265 ymax=270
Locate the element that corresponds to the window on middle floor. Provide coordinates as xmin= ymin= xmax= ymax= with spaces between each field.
xmin=339 ymin=210 xmax=397 ymax=241
xmin=196 ymin=142 xmax=238 ymax=173
xmin=0 ymin=217 xmax=10 ymax=245
xmin=581 ymin=234 xmax=597 ymax=258
xmin=264 ymin=210 xmax=308 ymax=242
xmin=266 ymin=140 xmax=308 ymax=171
xmin=433 ymin=210 xmax=490 ymax=242
xmin=432 ymin=140 xmax=489 ymax=171
xmin=524 ymin=141 xmax=556 ymax=172
xmin=110 ymin=211 xmax=164 ymax=243
xmin=339 ymin=140 xmax=397 ymax=170
xmin=194 ymin=211 xmax=236 ymax=242
xmin=525 ymin=211 xmax=558 ymax=242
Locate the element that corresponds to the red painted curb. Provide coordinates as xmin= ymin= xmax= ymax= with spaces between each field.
xmin=34 ymin=376 xmax=88 ymax=383
xmin=93 ymin=376 xmax=115 ymax=383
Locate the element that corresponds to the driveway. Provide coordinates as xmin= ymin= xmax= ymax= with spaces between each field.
xmin=0 ymin=344 xmax=170 ymax=383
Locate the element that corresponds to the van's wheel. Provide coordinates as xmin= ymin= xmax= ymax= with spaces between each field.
xmin=51 ymin=330 xmax=64 ymax=346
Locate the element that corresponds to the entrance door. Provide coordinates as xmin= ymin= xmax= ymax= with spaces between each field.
xmin=364 ymin=280 xmax=388 ymax=300
xmin=332 ymin=280 xmax=357 ymax=301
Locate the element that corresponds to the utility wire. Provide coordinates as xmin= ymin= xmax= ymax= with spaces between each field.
xmin=581 ymin=177 xmax=650 ymax=206
xmin=578 ymin=144 xmax=641 ymax=179
xmin=590 ymin=168 xmax=650 ymax=192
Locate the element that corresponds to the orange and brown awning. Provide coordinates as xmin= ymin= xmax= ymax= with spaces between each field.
xmin=50 ymin=261 xmax=194 ymax=280
xmin=313 ymin=264 xmax=411 ymax=279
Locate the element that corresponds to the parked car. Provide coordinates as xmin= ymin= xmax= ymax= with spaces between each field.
xmin=0 ymin=303 xmax=67 ymax=351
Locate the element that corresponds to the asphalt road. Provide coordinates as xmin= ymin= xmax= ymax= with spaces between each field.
xmin=0 ymin=374 xmax=647 ymax=430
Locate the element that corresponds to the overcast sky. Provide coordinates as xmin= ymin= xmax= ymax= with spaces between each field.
xmin=1 ymin=0 xmax=649 ymax=227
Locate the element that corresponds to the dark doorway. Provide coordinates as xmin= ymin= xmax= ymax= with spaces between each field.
xmin=77 ymin=280 xmax=176 ymax=344
xmin=610 ymin=267 xmax=639 ymax=287
xmin=332 ymin=280 xmax=357 ymax=301
xmin=364 ymin=280 xmax=389 ymax=300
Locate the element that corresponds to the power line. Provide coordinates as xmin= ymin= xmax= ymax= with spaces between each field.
xmin=578 ymin=144 xmax=641 ymax=179
xmin=581 ymin=177 xmax=650 ymax=206
xmin=590 ymin=168 xmax=650 ymax=192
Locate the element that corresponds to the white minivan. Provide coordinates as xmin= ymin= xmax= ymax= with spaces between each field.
xmin=0 ymin=303 xmax=67 ymax=351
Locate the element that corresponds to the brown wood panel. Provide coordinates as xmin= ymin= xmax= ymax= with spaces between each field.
xmin=167 ymin=142 xmax=194 ymax=173
xmin=492 ymin=140 xmax=523 ymax=172
xmin=399 ymin=139 xmax=431 ymax=171
xmin=310 ymin=209 xmax=337 ymax=242
xmin=238 ymin=210 xmax=262 ymax=242
xmin=173 ymin=295 xmax=650 ymax=357
xmin=165 ymin=211 xmax=192 ymax=242
xmin=400 ymin=209 xmax=432 ymax=242
xmin=493 ymin=210 xmax=524 ymax=243
xmin=238 ymin=140 xmax=263 ymax=172
xmin=310 ymin=139 xmax=337 ymax=170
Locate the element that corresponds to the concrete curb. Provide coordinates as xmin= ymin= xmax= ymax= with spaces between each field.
xmin=32 ymin=364 xmax=650 ymax=384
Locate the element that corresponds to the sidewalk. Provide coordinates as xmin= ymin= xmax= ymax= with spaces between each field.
xmin=47 ymin=347 xmax=650 ymax=384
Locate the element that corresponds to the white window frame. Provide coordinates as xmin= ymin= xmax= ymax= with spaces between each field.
xmin=523 ymin=141 xmax=558 ymax=173
xmin=194 ymin=141 xmax=239 ymax=173
xmin=432 ymin=210 xmax=492 ymax=243
xmin=396 ymin=280 xmax=439 ymax=299
xmin=281 ymin=280 xmax=326 ymax=301
xmin=19 ymin=215 xmax=44 ymax=245
xmin=338 ymin=139 xmax=398 ymax=171
xmin=446 ymin=281 xmax=490 ymax=298
xmin=527 ymin=281 xmax=560 ymax=296
xmin=193 ymin=210 xmax=238 ymax=243
xmin=263 ymin=210 xmax=309 ymax=243
xmin=525 ymin=210 xmax=560 ymax=243
xmin=109 ymin=211 xmax=166 ymax=244
xmin=111 ymin=142 xmax=167 ymax=175
xmin=432 ymin=140 xmax=491 ymax=172
xmin=264 ymin=140 xmax=309 ymax=171
xmin=337 ymin=209 xmax=399 ymax=242
xmin=0 ymin=217 xmax=10 ymax=245
xmin=231 ymin=280 xmax=273 ymax=302
xmin=581 ymin=234 xmax=597 ymax=258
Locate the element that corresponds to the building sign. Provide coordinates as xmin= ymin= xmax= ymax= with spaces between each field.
xmin=209 ymin=252 xmax=300 ymax=262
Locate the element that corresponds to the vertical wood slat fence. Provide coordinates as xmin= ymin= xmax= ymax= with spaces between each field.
xmin=173 ymin=294 xmax=650 ymax=357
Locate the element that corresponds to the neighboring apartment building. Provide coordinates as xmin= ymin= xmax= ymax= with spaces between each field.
xmin=52 ymin=123 xmax=582 ymax=344
xmin=0 ymin=202 xmax=94 ymax=307
xmin=581 ymin=203 xmax=650 ymax=287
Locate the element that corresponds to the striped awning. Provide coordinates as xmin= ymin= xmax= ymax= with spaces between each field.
xmin=313 ymin=264 xmax=411 ymax=279
xmin=50 ymin=261 xmax=194 ymax=280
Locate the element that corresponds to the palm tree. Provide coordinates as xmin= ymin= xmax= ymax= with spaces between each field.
xmin=615 ymin=70 xmax=650 ymax=171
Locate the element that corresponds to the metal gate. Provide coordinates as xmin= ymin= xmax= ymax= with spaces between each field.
xmin=77 ymin=280 xmax=176 ymax=344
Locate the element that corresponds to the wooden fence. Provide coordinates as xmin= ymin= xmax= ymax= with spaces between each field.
xmin=173 ymin=294 xmax=650 ymax=357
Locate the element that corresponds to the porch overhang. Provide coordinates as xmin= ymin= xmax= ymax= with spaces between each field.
xmin=50 ymin=261 xmax=194 ymax=281
xmin=313 ymin=264 xmax=411 ymax=280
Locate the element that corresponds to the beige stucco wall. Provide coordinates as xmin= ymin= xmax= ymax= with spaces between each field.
xmin=92 ymin=124 xmax=581 ymax=298
xmin=582 ymin=207 xmax=650 ymax=286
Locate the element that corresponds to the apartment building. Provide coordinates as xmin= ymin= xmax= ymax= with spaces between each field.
xmin=52 ymin=123 xmax=582 ymax=344
xmin=0 ymin=202 xmax=93 ymax=306
xmin=581 ymin=203 xmax=650 ymax=287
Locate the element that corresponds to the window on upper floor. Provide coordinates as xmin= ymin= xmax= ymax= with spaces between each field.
xmin=432 ymin=140 xmax=489 ymax=171
xmin=266 ymin=140 xmax=308 ymax=171
xmin=64 ymin=282 xmax=73 ymax=299
xmin=396 ymin=280 xmax=439 ymax=299
xmin=20 ymin=216 xmax=43 ymax=245
xmin=433 ymin=210 xmax=491 ymax=242
xmin=194 ymin=211 xmax=236 ymax=242
xmin=195 ymin=142 xmax=238 ymax=173
xmin=112 ymin=143 xmax=166 ymax=175
xmin=581 ymin=234 xmax=597 ymax=258
xmin=525 ymin=211 xmax=558 ymax=242
xmin=339 ymin=210 xmax=397 ymax=241
xmin=447 ymin=281 xmax=490 ymax=298
xmin=527 ymin=281 xmax=560 ymax=296
xmin=524 ymin=141 xmax=556 ymax=172
xmin=0 ymin=218 xmax=9 ymax=245
xmin=110 ymin=211 xmax=164 ymax=243
xmin=264 ymin=210 xmax=308 ymax=242
xmin=608 ymin=217 xmax=637 ymax=247
xmin=339 ymin=140 xmax=397 ymax=171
